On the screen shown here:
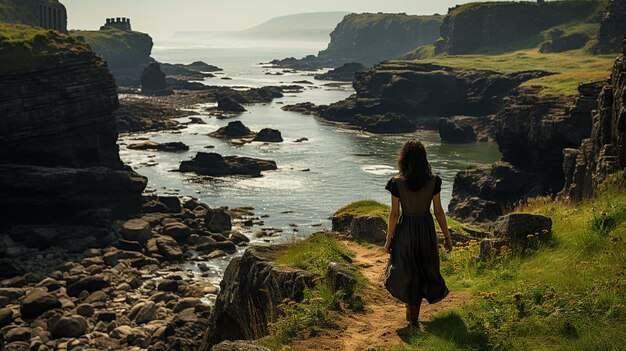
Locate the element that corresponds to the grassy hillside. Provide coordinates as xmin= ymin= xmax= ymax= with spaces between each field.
xmin=70 ymin=28 xmax=152 ymax=68
xmin=0 ymin=23 xmax=94 ymax=74
xmin=339 ymin=12 xmax=443 ymax=30
xmin=398 ymin=49 xmax=615 ymax=96
xmin=397 ymin=172 xmax=626 ymax=350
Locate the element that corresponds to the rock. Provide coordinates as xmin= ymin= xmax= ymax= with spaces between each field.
xmin=162 ymin=222 xmax=192 ymax=242
xmin=114 ymin=239 xmax=144 ymax=253
xmin=326 ymin=262 xmax=357 ymax=297
xmin=155 ymin=236 xmax=184 ymax=261
xmin=66 ymin=275 xmax=110 ymax=297
xmin=314 ymin=62 xmax=365 ymax=81
xmin=127 ymin=141 xmax=189 ymax=152
xmin=50 ymin=315 xmax=88 ymax=338
xmin=20 ymin=289 xmax=62 ymax=319
xmin=75 ymin=304 xmax=94 ymax=317
xmin=252 ymin=128 xmax=283 ymax=142
xmin=539 ymin=31 xmax=590 ymax=53
xmin=349 ymin=216 xmax=387 ymax=242
xmin=210 ymin=341 xmax=270 ymax=351
xmin=141 ymin=62 xmax=170 ymax=95
xmin=438 ymin=118 xmax=477 ymax=143
xmin=179 ymin=152 xmax=277 ymax=177
xmin=4 ymin=327 xmax=31 ymax=342
xmin=209 ymin=121 xmax=254 ymax=139
xmin=173 ymin=298 xmax=202 ymax=313
xmin=0 ymin=259 xmax=24 ymax=279
xmin=0 ymin=307 xmax=13 ymax=327
xmin=479 ymin=238 xmax=510 ymax=260
xmin=205 ymin=209 xmax=232 ymax=233
xmin=200 ymin=246 xmax=317 ymax=347
xmin=130 ymin=301 xmax=157 ymax=324
xmin=96 ymin=311 xmax=117 ymax=323
xmin=217 ymin=97 xmax=246 ymax=112
xmin=229 ymin=232 xmax=250 ymax=245
xmin=157 ymin=280 xmax=179 ymax=292
xmin=197 ymin=240 xmax=237 ymax=254
xmin=493 ymin=213 xmax=553 ymax=244
xmin=592 ymin=0 xmax=626 ymax=54
xmin=121 ymin=219 xmax=152 ymax=244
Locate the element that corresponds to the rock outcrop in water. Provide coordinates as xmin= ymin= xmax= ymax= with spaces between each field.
xmin=271 ymin=13 xmax=442 ymax=69
xmin=284 ymin=62 xmax=552 ymax=133
xmin=592 ymin=0 xmax=626 ymax=54
xmin=314 ymin=62 xmax=365 ymax=81
xmin=199 ymin=246 xmax=317 ymax=348
xmin=179 ymin=152 xmax=277 ymax=177
xmin=141 ymin=62 xmax=170 ymax=95
xmin=561 ymin=39 xmax=626 ymax=200
xmin=435 ymin=1 xmax=603 ymax=55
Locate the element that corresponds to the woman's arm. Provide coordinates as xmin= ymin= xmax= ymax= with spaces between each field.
xmin=433 ymin=193 xmax=453 ymax=252
xmin=384 ymin=196 xmax=400 ymax=253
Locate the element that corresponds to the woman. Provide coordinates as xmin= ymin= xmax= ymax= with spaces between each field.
xmin=384 ymin=139 xmax=452 ymax=328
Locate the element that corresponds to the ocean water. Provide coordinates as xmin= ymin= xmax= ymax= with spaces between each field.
xmin=118 ymin=40 xmax=501 ymax=290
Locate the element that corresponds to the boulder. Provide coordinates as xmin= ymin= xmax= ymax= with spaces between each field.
xmin=197 ymin=240 xmax=237 ymax=254
xmin=157 ymin=280 xmax=179 ymax=292
xmin=121 ymin=219 xmax=152 ymax=244
xmin=66 ymin=275 xmax=110 ymax=297
xmin=205 ymin=209 xmax=232 ymax=233
xmin=326 ymin=262 xmax=357 ymax=297
xmin=438 ymin=118 xmax=476 ymax=143
xmin=50 ymin=315 xmax=88 ymax=338
xmin=127 ymin=141 xmax=189 ymax=152
xmin=4 ymin=327 xmax=31 ymax=343
xmin=210 ymin=121 xmax=253 ymax=138
xmin=314 ymin=62 xmax=365 ymax=81
xmin=155 ymin=236 xmax=184 ymax=261
xmin=349 ymin=216 xmax=387 ymax=242
xmin=493 ymin=213 xmax=552 ymax=243
xmin=173 ymin=298 xmax=203 ymax=313
xmin=211 ymin=341 xmax=270 ymax=351
xmin=217 ymin=97 xmax=246 ymax=112
xmin=0 ymin=307 xmax=13 ymax=327
xmin=252 ymin=128 xmax=283 ymax=142
xmin=130 ymin=301 xmax=157 ymax=324
xmin=162 ymin=222 xmax=192 ymax=242
xmin=20 ymin=289 xmax=62 ymax=319
xmin=179 ymin=153 xmax=277 ymax=177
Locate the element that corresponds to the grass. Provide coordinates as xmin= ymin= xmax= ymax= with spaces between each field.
xmin=263 ymin=233 xmax=366 ymax=349
xmin=399 ymin=172 xmax=626 ymax=351
xmin=0 ymin=23 xmax=95 ymax=74
xmin=334 ymin=200 xmax=391 ymax=223
xmin=393 ymin=49 xmax=616 ymax=96
xmin=339 ymin=13 xmax=442 ymax=30
xmin=70 ymin=27 xmax=152 ymax=67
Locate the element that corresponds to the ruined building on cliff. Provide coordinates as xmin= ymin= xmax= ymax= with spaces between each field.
xmin=0 ymin=0 xmax=67 ymax=33
xmin=101 ymin=17 xmax=132 ymax=31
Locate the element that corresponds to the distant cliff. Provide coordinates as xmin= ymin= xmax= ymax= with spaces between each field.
xmin=435 ymin=0 xmax=605 ymax=55
xmin=271 ymin=13 xmax=442 ymax=69
xmin=0 ymin=24 xmax=146 ymax=227
xmin=71 ymin=28 xmax=154 ymax=87
xmin=592 ymin=0 xmax=626 ymax=53
xmin=318 ymin=13 xmax=442 ymax=66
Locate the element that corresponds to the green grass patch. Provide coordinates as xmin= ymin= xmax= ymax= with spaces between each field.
xmin=334 ymin=200 xmax=390 ymax=223
xmin=398 ymin=49 xmax=615 ymax=96
xmin=70 ymin=28 xmax=152 ymax=67
xmin=404 ymin=172 xmax=626 ymax=350
xmin=263 ymin=233 xmax=367 ymax=349
xmin=0 ymin=23 xmax=95 ymax=75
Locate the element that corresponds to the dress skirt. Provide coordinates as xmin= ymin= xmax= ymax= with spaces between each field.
xmin=384 ymin=213 xmax=449 ymax=305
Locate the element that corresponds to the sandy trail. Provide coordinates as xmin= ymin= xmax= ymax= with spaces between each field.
xmin=291 ymin=241 xmax=471 ymax=351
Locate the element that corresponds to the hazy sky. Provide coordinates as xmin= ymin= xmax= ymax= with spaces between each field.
xmin=62 ymin=0 xmax=502 ymax=39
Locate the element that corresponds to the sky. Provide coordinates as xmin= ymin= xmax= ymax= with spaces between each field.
xmin=62 ymin=0 xmax=502 ymax=40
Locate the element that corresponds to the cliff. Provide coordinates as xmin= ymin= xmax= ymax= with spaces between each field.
xmin=318 ymin=13 xmax=442 ymax=66
xmin=71 ymin=28 xmax=154 ymax=87
xmin=0 ymin=24 xmax=146 ymax=228
xmin=592 ymin=0 xmax=626 ymax=53
xmin=435 ymin=0 xmax=605 ymax=55
xmin=271 ymin=13 xmax=442 ymax=69
xmin=561 ymin=38 xmax=626 ymax=199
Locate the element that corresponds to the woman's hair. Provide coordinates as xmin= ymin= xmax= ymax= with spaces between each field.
xmin=397 ymin=139 xmax=433 ymax=191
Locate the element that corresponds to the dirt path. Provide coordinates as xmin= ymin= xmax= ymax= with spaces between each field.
xmin=291 ymin=241 xmax=472 ymax=351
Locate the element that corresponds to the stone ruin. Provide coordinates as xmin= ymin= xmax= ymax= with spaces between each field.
xmin=100 ymin=17 xmax=132 ymax=31
xmin=37 ymin=0 xmax=68 ymax=33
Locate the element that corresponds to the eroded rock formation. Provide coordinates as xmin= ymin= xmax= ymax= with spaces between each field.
xmin=593 ymin=0 xmax=626 ymax=54
xmin=561 ymin=39 xmax=626 ymax=199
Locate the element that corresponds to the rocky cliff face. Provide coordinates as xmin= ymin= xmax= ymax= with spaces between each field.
xmin=317 ymin=13 xmax=442 ymax=66
xmin=0 ymin=26 xmax=146 ymax=229
xmin=199 ymin=246 xmax=317 ymax=349
xmin=449 ymin=82 xmax=604 ymax=223
xmin=283 ymin=61 xmax=552 ymax=133
xmin=561 ymin=39 xmax=626 ymax=200
xmin=71 ymin=28 xmax=154 ymax=87
xmin=435 ymin=1 xmax=603 ymax=55
xmin=593 ymin=0 xmax=626 ymax=54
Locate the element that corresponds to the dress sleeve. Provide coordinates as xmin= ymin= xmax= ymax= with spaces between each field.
xmin=385 ymin=178 xmax=400 ymax=198
xmin=433 ymin=175 xmax=442 ymax=196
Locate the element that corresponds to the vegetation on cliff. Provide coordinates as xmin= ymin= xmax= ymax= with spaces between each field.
xmin=0 ymin=23 xmax=95 ymax=75
xmin=399 ymin=173 xmax=626 ymax=350
xmin=70 ymin=27 xmax=152 ymax=67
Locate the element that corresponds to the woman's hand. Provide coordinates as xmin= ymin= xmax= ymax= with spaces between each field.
xmin=444 ymin=237 xmax=453 ymax=252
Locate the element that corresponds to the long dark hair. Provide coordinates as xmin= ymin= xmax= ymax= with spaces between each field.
xmin=397 ymin=139 xmax=433 ymax=191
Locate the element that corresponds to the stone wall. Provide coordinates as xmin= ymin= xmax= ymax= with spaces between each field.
xmin=561 ymin=38 xmax=626 ymax=200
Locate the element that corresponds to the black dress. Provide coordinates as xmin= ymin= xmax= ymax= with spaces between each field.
xmin=384 ymin=175 xmax=449 ymax=305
